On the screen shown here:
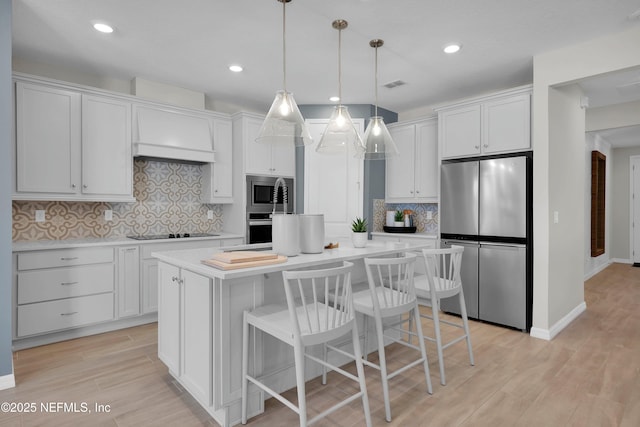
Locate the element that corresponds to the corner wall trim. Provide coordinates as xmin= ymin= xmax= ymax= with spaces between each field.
xmin=0 ymin=372 xmax=15 ymax=391
xmin=611 ymin=258 xmax=632 ymax=264
xmin=530 ymin=301 xmax=587 ymax=341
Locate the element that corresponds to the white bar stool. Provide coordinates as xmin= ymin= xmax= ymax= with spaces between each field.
xmin=352 ymin=252 xmax=433 ymax=422
xmin=241 ymin=261 xmax=371 ymax=427
xmin=413 ymin=246 xmax=474 ymax=386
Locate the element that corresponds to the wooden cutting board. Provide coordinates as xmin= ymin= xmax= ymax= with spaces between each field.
xmin=210 ymin=251 xmax=278 ymax=264
xmin=202 ymin=255 xmax=288 ymax=270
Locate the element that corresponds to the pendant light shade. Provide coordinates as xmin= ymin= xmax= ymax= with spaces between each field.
xmin=316 ymin=19 xmax=365 ymax=155
xmin=256 ymin=0 xmax=312 ymax=147
xmin=363 ymin=39 xmax=399 ymax=160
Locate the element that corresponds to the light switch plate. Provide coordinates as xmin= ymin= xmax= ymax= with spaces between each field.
xmin=104 ymin=210 xmax=113 ymax=221
xmin=553 ymin=211 xmax=559 ymax=224
xmin=35 ymin=210 xmax=45 ymax=222
xmin=207 ymin=210 xmax=214 ymax=220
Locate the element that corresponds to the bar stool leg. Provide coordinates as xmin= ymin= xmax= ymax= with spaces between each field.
xmin=351 ymin=323 xmax=372 ymax=427
xmin=293 ymin=341 xmax=307 ymax=426
xmin=373 ymin=313 xmax=392 ymax=422
xmin=241 ymin=311 xmax=250 ymax=424
xmin=414 ymin=305 xmax=433 ymax=394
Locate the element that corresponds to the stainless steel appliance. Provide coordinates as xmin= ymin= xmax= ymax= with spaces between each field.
xmin=246 ymin=175 xmax=293 ymax=213
xmin=246 ymin=175 xmax=294 ymax=244
xmin=440 ymin=153 xmax=532 ymax=331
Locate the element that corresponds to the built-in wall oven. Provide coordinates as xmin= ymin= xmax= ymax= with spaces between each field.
xmin=246 ymin=175 xmax=294 ymax=244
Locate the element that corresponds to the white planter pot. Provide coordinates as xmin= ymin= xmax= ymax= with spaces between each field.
xmin=352 ymin=232 xmax=367 ymax=248
xmin=272 ymin=214 xmax=300 ymax=256
xmin=394 ymin=221 xmax=404 ymax=227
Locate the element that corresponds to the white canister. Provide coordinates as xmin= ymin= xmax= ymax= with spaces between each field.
xmin=298 ymin=214 xmax=325 ymax=253
xmin=272 ymin=214 xmax=300 ymax=256
xmin=386 ymin=211 xmax=396 ymax=227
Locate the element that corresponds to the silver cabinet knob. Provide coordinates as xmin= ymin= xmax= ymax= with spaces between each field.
xmin=71 ymin=184 xmax=76 ymax=188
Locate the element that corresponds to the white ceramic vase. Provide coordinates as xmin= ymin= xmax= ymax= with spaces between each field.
xmin=272 ymin=214 xmax=300 ymax=256
xmin=352 ymin=231 xmax=367 ymax=248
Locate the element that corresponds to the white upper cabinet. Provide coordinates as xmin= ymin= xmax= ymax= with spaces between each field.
xmin=201 ymin=117 xmax=233 ymax=203
xmin=242 ymin=113 xmax=295 ymax=177
xmin=15 ymin=82 xmax=81 ymax=195
xmin=14 ymin=78 xmax=134 ymax=202
xmin=438 ymin=86 xmax=531 ymax=159
xmin=386 ymin=118 xmax=438 ymax=203
xmin=82 ymin=95 xmax=132 ymax=198
xmin=482 ymin=93 xmax=531 ymax=154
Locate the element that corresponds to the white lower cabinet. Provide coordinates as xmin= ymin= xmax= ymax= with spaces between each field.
xmin=371 ymin=233 xmax=438 ymax=248
xmin=117 ymin=246 xmax=140 ymax=318
xmin=15 ymin=247 xmax=115 ymax=338
xmin=158 ymin=263 xmax=213 ymax=406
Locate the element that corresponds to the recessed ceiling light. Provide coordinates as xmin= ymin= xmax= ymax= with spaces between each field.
xmin=443 ymin=43 xmax=461 ymax=54
xmin=329 ymin=96 xmax=340 ymax=102
xmin=93 ymin=22 xmax=114 ymax=33
xmin=229 ymin=65 xmax=243 ymax=73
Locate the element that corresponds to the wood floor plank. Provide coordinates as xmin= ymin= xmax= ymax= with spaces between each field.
xmin=1 ymin=262 xmax=639 ymax=426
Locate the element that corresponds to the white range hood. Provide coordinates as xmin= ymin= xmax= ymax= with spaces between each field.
xmin=133 ymin=105 xmax=216 ymax=163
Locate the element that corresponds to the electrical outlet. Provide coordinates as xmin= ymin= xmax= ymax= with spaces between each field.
xmin=104 ymin=210 xmax=113 ymax=221
xmin=553 ymin=211 xmax=559 ymax=224
xmin=35 ymin=210 xmax=45 ymax=222
xmin=207 ymin=210 xmax=214 ymax=220
xmin=426 ymin=211 xmax=433 ymax=220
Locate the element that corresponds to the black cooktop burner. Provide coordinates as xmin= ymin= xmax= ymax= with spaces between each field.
xmin=127 ymin=233 xmax=219 ymax=240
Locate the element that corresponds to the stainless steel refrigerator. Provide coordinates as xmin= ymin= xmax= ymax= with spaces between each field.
xmin=440 ymin=154 xmax=532 ymax=331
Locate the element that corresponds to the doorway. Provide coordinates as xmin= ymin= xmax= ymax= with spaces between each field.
xmin=631 ymin=156 xmax=640 ymax=264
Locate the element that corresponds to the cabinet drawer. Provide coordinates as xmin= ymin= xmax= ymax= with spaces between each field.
xmin=17 ymin=247 xmax=114 ymax=270
xmin=17 ymin=293 xmax=114 ymax=337
xmin=141 ymin=240 xmax=220 ymax=259
xmin=17 ymin=264 xmax=114 ymax=304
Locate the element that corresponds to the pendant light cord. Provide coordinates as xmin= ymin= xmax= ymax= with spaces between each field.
xmin=282 ymin=0 xmax=287 ymax=91
xmin=374 ymin=45 xmax=379 ymax=117
xmin=338 ymin=27 xmax=342 ymax=105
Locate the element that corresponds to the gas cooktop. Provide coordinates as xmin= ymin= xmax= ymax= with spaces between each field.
xmin=127 ymin=233 xmax=220 ymax=240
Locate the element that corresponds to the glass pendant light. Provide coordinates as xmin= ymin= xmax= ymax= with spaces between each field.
xmin=362 ymin=39 xmax=399 ymax=160
xmin=256 ymin=0 xmax=312 ymax=146
xmin=316 ymin=20 xmax=365 ymax=156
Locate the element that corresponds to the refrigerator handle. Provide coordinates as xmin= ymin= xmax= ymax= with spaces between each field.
xmin=479 ymin=241 xmax=526 ymax=249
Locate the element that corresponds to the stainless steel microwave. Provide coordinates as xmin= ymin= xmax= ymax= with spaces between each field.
xmin=246 ymin=175 xmax=294 ymax=213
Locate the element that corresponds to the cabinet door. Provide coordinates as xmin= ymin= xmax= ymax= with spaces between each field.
xmin=117 ymin=247 xmax=140 ymax=318
xmin=482 ymin=93 xmax=531 ymax=154
xmin=439 ymin=105 xmax=481 ymax=159
xmin=414 ymin=120 xmax=438 ymax=200
xmin=141 ymin=259 xmax=158 ymax=314
xmin=82 ymin=95 xmax=133 ymax=199
xmin=270 ymin=141 xmax=295 ymax=177
xmin=244 ymin=117 xmax=272 ymax=175
xmin=181 ymin=270 xmax=213 ymax=406
xmin=212 ymin=118 xmax=233 ymax=199
xmin=386 ymin=125 xmax=416 ymax=200
xmin=304 ymin=119 xmax=364 ymax=238
xmin=202 ymin=118 xmax=234 ymax=203
xmin=15 ymin=82 xmax=81 ymax=194
xmin=158 ymin=262 xmax=180 ymax=374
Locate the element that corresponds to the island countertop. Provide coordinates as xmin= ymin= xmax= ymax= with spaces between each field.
xmin=152 ymin=239 xmax=433 ymax=280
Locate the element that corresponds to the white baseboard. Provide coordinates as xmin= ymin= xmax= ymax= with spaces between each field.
xmin=611 ymin=258 xmax=632 ymax=264
xmin=530 ymin=301 xmax=587 ymax=341
xmin=0 ymin=370 xmax=15 ymax=390
xmin=584 ymin=260 xmax=613 ymax=280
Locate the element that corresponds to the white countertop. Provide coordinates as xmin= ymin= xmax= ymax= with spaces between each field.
xmin=371 ymin=232 xmax=438 ymax=239
xmin=153 ymin=239 xmax=434 ymax=280
xmin=12 ymin=232 xmax=244 ymax=252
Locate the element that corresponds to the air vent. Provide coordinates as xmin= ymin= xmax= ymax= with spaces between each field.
xmin=383 ymin=80 xmax=407 ymax=89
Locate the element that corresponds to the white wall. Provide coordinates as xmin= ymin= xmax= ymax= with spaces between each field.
xmin=531 ymin=25 xmax=640 ymax=337
xmin=584 ymin=133 xmax=612 ymax=278
xmin=611 ymin=147 xmax=640 ymax=260
xmin=586 ymin=100 xmax=640 ymax=132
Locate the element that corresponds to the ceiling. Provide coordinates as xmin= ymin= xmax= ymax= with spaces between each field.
xmin=11 ymin=1 xmax=640 ymax=120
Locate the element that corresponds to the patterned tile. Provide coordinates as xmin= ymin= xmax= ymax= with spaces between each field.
xmin=372 ymin=199 xmax=439 ymax=234
xmin=12 ymin=159 xmax=224 ymax=241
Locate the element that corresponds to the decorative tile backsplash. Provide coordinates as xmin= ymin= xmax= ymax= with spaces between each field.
xmin=12 ymin=159 xmax=224 ymax=241
xmin=373 ymin=199 xmax=438 ymax=234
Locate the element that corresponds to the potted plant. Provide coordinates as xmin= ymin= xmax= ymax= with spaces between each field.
xmin=394 ymin=210 xmax=405 ymax=227
xmin=351 ymin=217 xmax=368 ymax=248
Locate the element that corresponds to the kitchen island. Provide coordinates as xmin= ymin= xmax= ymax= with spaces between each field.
xmin=153 ymin=239 xmax=433 ymax=427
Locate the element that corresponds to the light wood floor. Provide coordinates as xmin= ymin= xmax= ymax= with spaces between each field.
xmin=2 ymin=262 xmax=639 ymax=426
